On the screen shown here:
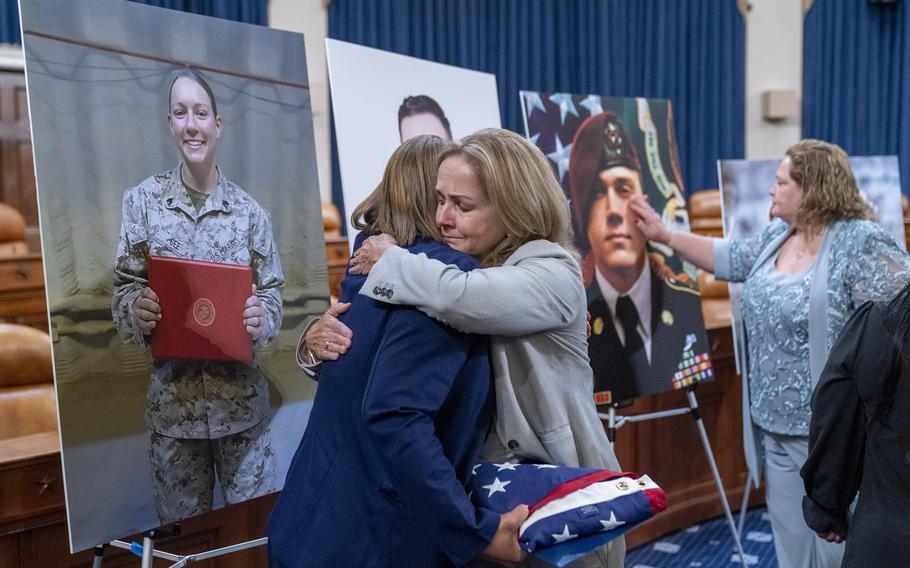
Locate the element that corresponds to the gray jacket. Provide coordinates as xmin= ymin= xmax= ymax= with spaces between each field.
xmin=362 ymin=239 xmax=624 ymax=567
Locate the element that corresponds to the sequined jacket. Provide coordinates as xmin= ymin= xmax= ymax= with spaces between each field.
xmin=111 ymin=166 xmax=284 ymax=438
xmin=714 ymin=218 xmax=910 ymax=481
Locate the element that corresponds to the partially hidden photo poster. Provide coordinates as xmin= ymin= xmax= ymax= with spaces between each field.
xmin=522 ymin=92 xmax=712 ymax=403
xmin=21 ymin=0 xmax=326 ymax=551
xmin=718 ymin=155 xmax=905 ymax=372
xmin=326 ymin=39 xmax=501 ymax=247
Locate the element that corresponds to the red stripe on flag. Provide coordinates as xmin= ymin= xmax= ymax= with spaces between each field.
xmin=644 ymin=487 xmax=668 ymax=514
xmin=527 ymin=470 xmax=638 ymax=515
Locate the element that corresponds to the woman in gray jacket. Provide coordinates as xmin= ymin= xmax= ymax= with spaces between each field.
xmin=304 ymin=129 xmax=624 ymax=567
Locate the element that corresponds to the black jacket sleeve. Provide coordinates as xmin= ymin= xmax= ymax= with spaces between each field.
xmin=801 ymin=302 xmax=897 ymax=536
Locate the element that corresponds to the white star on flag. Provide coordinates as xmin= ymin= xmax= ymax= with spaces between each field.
xmin=547 ymin=135 xmax=572 ymax=181
xmin=482 ymin=477 xmax=511 ymax=498
xmin=533 ymin=464 xmax=558 ymax=469
xmin=579 ymin=95 xmax=604 ymax=116
xmin=529 ymin=132 xmax=540 ymax=146
xmin=551 ymin=524 xmax=578 ymax=543
xmin=599 ymin=511 xmax=626 ymax=531
xmin=472 ymin=463 xmax=482 ymax=476
xmin=494 ymin=462 xmax=518 ymax=472
xmin=548 ymin=93 xmax=580 ymax=124
xmin=524 ymin=92 xmax=546 ymax=116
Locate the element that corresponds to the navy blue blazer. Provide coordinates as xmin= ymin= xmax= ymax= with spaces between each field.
xmin=268 ymin=236 xmax=499 ymax=567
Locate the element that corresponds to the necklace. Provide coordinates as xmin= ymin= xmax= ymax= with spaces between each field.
xmin=792 ymin=229 xmax=819 ymax=260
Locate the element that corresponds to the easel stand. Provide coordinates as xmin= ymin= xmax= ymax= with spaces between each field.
xmin=598 ymin=386 xmax=748 ymax=565
xmin=93 ymin=524 xmax=268 ymax=567
xmin=738 ymin=477 xmax=753 ymax=537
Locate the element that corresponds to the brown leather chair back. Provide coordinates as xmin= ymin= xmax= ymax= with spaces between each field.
xmin=322 ymin=201 xmax=341 ymax=236
xmin=687 ymin=190 xmax=729 ymax=299
xmin=0 ymin=202 xmax=28 ymax=256
xmin=697 ymin=269 xmax=729 ymax=299
xmin=0 ymin=324 xmax=56 ymax=439
xmin=688 ymin=189 xmax=723 ymax=238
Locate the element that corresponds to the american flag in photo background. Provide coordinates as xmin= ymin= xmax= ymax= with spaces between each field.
xmin=468 ymin=462 xmax=667 ymax=566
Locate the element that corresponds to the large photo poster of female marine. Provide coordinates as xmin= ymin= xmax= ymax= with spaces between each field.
xmin=22 ymin=0 xmax=326 ymax=551
xmin=522 ymin=92 xmax=712 ymax=403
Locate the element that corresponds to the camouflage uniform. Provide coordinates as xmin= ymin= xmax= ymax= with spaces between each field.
xmin=112 ymin=165 xmax=283 ymax=524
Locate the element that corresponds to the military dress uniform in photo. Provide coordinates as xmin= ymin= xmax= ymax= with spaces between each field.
xmin=112 ymin=165 xmax=284 ymax=524
xmin=587 ymin=259 xmax=710 ymax=402
xmin=568 ymin=111 xmax=711 ymax=403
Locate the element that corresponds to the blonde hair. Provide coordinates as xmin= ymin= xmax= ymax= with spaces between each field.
xmin=786 ymin=139 xmax=874 ymax=230
xmin=351 ymin=135 xmax=446 ymax=245
xmin=439 ymin=128 xmax=576 ymax=267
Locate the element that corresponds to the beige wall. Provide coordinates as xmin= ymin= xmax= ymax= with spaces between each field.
xmin=745 ymin=0 xmax=804 ymax=160
xmin=269 ymin=0 xmax=332 ymax=200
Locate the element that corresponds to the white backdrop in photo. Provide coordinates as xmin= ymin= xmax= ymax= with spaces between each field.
xmin=326 ymin=39 xmax=501 ymax=247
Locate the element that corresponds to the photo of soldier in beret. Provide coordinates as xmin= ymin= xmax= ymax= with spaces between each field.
xmin=522 ymin=93 xmax=713 ymax=403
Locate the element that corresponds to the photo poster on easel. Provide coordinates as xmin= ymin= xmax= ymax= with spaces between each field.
xmin=20 ymin=0 xmax=326 ymax=552
xmin=718 ymin=155 xmax=905 ymax=372
xmin=326 ymin=39 xmax=501 ymax=249
xmin=521 ymin=92 xmax=713 ymax=404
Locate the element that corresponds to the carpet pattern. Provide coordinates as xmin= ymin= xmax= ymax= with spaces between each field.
xmin=625 ymin=508 xmax=777 ymax=568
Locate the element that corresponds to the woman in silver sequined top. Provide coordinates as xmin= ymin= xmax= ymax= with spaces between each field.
xmin=629 ymin=139 xmax=910 ymax=568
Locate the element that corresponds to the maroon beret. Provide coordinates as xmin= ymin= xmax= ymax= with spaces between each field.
xmin=568 ymin=111 xmax=641 ymax=253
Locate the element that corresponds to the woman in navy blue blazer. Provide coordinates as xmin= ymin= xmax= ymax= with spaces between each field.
xmin=267 ymin=135 xmax=527 ymax=567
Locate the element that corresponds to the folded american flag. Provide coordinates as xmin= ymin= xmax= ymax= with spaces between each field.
xmin=469 ymin=462 xmax=666 ymax=566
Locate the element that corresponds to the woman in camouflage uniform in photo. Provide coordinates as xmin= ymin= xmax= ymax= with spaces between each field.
xmin=111 ymin=70 xmax=284 ymax=525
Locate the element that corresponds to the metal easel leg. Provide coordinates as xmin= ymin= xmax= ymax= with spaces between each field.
xmin=607 ymin=405 xmax=617 ymax=448
xmin=92 ymin=545 xmax=105 ymax=568
xmin=738 ymin=480 xmax=752 ymax=537
xmin=141 ymin=533 xmax=155 ymax=568
xmin=686 ymin=389 xmax=749 ymax=566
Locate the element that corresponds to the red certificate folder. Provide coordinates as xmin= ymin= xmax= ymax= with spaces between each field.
xmin=148 ymin=256 xmax=253 ymax=364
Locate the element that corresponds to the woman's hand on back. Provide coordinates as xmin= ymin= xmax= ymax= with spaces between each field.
xmin=629 ymin=195 xmax=673 ymax=245
xmin=304 ymin=302 xmax=353 ymax=362
xmin=349 ymin=234 xmax=398 ymax=275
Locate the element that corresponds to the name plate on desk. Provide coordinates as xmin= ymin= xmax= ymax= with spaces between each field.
xmin=148 ymin=256 xmax=252 ymax=364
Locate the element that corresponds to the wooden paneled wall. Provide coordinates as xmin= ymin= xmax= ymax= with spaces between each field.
xmin=0 ymin=73 xmax=36 ymax=227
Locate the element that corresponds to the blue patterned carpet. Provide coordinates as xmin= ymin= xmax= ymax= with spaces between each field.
xmin=625 ymin=508 xmax=776 ymax=567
